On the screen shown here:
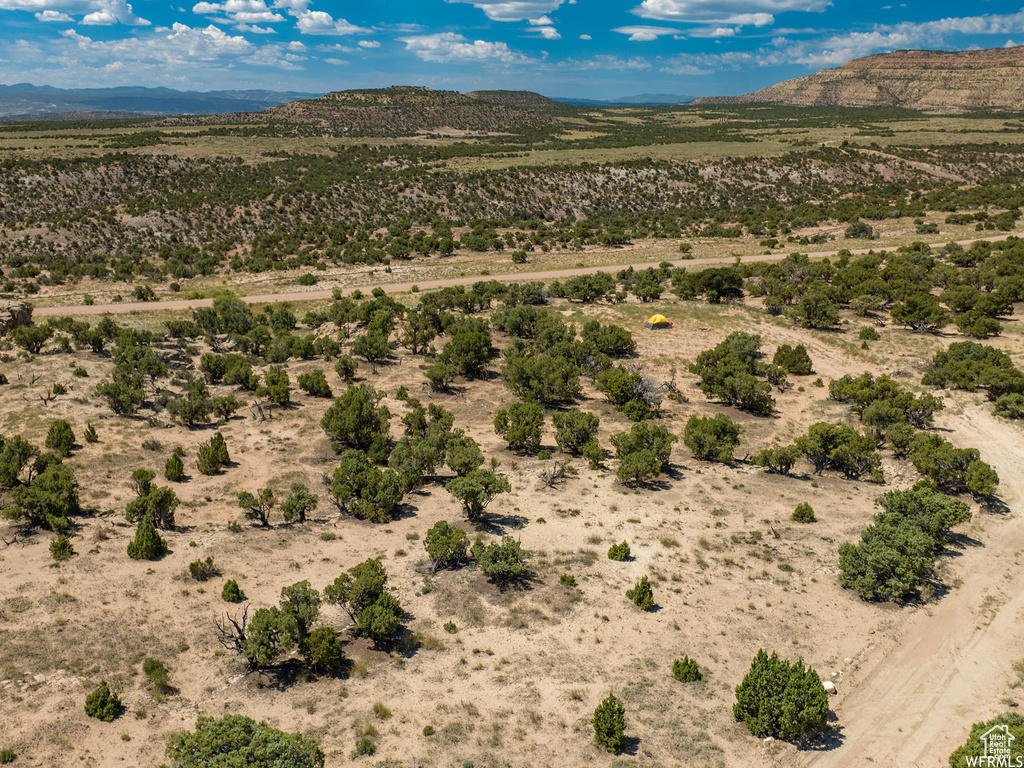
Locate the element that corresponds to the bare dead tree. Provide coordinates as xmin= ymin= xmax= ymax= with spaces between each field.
xmin=214 ymin=604 xmax=250 ymax=658
xmin=539 ymin=459 xmax=578 ymax=489
xmin=248 ymin=399 xmax=268 ymax=423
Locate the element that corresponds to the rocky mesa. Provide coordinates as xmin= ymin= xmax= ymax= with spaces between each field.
xmin=695 ymin=46 xmax=1024 ymax=111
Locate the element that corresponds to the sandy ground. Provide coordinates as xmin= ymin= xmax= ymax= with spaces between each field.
xmin=2 ymin=287 xmax=1023 ymax=767
xmin=31 ymin=231 xmax=1024 ymax=318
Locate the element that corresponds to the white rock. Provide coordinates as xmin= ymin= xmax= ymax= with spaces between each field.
xmin=823 ymin=681 xmax=837 ymax=694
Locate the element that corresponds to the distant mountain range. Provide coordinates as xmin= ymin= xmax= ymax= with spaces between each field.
xmin=0 ymin=83 xmax=696 ymax=119
xmin=0 ymin=84 xmax=322 ymax=118
xmin=552 ymin=93 xmax=694 ymax=106
xmin=693 ymin=46 xmax=1024 ymax=111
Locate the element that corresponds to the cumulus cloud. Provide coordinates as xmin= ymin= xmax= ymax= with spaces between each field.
xmin=560 ymin=53 xmax=652 ymax=70
xmin=35 ymin=9 xmax=72 ymax=20
xmin=780 ymin=10 xmax=1024 ymax=66
xmin=192 ymin=0 xmax=287 ymax=29
xmin=445 ymin=0 xmax=565 ymax=23
xmin=294 ymin=9 xmax=369 ymax=35
xmin=532 ymin=25 xmax=560 ymax=39
xmin=0 ymin=0 xmax=148 ymax=24
xmin=357 ymin=39 xmax=379 ymax=48
xmin=613 ymin=24 xmax=681 ymax=41
xmin=400 ymin=31 xmax=530 ymax=63
xmin=634 ymin=0 xmax=825 ymax=24
xmin=579 ymin=33 xmax=591 ymax=40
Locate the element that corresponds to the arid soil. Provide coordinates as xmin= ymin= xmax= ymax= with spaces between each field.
xmin=2 ymin=282 xmax=1021 ymax=767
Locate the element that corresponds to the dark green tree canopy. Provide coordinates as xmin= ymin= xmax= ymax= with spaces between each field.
xmin=165 ymin=715 xmax=325 ymax=768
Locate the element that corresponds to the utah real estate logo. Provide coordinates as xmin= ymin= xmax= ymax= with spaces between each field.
xmin=966 ymin=724 xmax=1024 ymax=767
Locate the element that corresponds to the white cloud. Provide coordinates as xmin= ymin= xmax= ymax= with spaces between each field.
xmin=0 ymin=0 xmax=148 ymax=24
xmin=235 ymin=22 xmax=274 ymax=32
xmin=578 ymin=33 xmax=591 ymax=40
xmin=357 ymin=39 xmax=379 ymax=48
xmin=633 ymin=0 xmax=827 ymax=24
xmin=35 ymin=9 xmax=72 ymax=20
xmin=400 ymin=31 xmax=530 ymax=63
xmin=294 ymin=9 xmax=368 ymax=35
xmin=727 ymin=12 xmax=774 ymax=26
xmin=444 ymin=0 xmax=565 ymax=23
xmin=270 ymin=0 xmax=307 ymax=12
xmin=528 ymin=14 xmax=552 ymax=24
xmin=560 ymin=53 xmax=652 ymax=70
xmin=81 ymin=8 xmax=116 ymax=22
xmin=613 ymin=24 xmax=681 ymax=41
xmin=687 ymin=24 xmax=739 ymax=37
xmin=780 ymin=10 xmax=1024 ymax=67
xmin=535 ymin=25 xmax=560 ymax=39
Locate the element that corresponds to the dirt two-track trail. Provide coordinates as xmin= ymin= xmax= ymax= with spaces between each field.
xmin=802 ymin=406 xmax=1024 ymax=768
xmin=32 ymin=232 xmax=1024 ymax=317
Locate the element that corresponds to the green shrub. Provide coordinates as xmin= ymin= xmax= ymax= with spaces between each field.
xmin=297 ymin=370 xmax=333 ymax=398
xmin=611 ymin=422 xmax=677 ymax=485
xmin=423 ymin=520 xmax=469 ymax=570
xmin=166 ymin=715 xmax=324 ymax=768
xmin=354 ymin=737 xmax=376 ymax=756
xmin=493 ymin=401 xmax=544 ymax=453
xmin=607 ymin=542 xmax=631 ymax=561
xmin=672 ymin=656 xmax=703 ymax=683
xmin=839 ymin=483 xmax=971 ymax=601
xmin=683 ymin=413 xmax=743 ymax=464
xmin=221 ymin=579 xmax=246 ymax=602
xmin=126 ymin=516 xmax=167 ymax=560
xmin=446 ymin=469 xmax=510 ymax=522
xmin=627 ymin=575 xmax=655 ymax=610
xmin=443 ymin=621 xmax=457 ymax=634
xmin=83 ymin=423 xmax=99 ymax=443
xmin=552 ymin=411 xmax=600 ymax=455
xmin=49 ymin=535 xmax=75 ymax=561
xmin=0 ymin=748 xmax=14 ymax=764
xmin=299 ymin=627 xmax=347 ymax=674
xmin=858 ymin=327 xmax=880 ymax=341
xmin=143 ymin=658 xmax=173 ymax=697
xmin=772 ymin=343 xmax=813 ymax=375
xmin=44 ymin=419 xmax=75 ymax=458
xmin=84 ymin=680 xmax=122 ymax=721
xmin=164 ymin=452 xmax=185 ymax=481
xmin=593 ymin=693 xmax=626 ymax=754
xmin=995 ymin=393 xmax=1024 ymax=420
xmin=422 ymin=725 xmax=435 ymax=736
xmin=689 ymin=332 xmax=775 ymax=415
xmin=471 ymin=536 xmax=529 ymax=587
xmin=949 ymin=713 xmax=1024 ymax=767
xmin=792 ymin=502 xmax=816 ymax=523
xmin=188 ymin=557 xmax=218 ymax=582
xmin=559 ymin=573 xmax=577 ymax=587
xmin=196 ymin=432 xmax=230 ymax=475
xmin=734 ymin=650 xmax=827 ymax=740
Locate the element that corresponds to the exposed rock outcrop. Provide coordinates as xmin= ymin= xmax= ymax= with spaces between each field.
xmin=694 ymin=47 xmax=1024 ymax=111
xmin=0 ymin=300 xmax=32 ymax=335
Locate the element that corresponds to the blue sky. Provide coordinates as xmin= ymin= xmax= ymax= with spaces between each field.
xmin=2 ymin=0 xmax=1024 ymax=98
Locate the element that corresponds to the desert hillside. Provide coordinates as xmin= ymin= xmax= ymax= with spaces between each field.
xmin=261 ymin=86 xmax=555 ymax=133
xmin=695 ymin=46 xmax=1024 ymax=110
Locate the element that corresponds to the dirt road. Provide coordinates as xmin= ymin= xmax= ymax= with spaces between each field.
xmin=31 ymin=232 xmax=1023 ymax=317
xmin=802 ymin=405 xmax=1024 ymax=768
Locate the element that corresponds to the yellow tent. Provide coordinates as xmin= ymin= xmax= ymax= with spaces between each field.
xmin=644 ymin=314 xmax=672 ymax=329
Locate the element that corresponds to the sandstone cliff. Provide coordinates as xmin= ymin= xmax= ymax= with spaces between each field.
xmin=694 ymin=47 xmax=1024 ymax=111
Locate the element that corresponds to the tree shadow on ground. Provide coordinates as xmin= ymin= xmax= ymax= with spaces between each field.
xmin=800 ymin=720 xmax=845 ymax=752
xmin=475 ymin=511 xmax=529 ymax=535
